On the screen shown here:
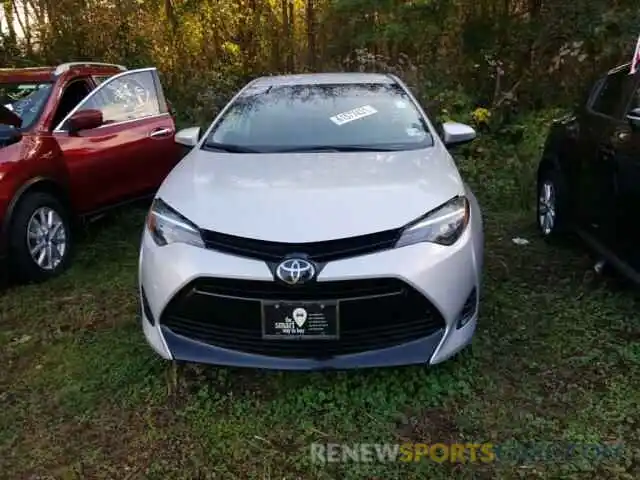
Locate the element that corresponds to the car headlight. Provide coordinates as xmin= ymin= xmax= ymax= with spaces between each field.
xmin=146 ymin=198 xmax=204 ymax=248
xmin=395 ymin=196 xmax=470 ymax=248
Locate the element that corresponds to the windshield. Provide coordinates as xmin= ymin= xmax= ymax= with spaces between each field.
xmin=203 ymin=83 xmax=434 ymax=153
xmin=0 ymin=82 xmax=53 ymax=129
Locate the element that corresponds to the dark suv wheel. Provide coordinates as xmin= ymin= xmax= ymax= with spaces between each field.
xmin=536 ymin=165 xmax=570 ymax=241
xmin=8 ymin=191 xmax=73 ymax=283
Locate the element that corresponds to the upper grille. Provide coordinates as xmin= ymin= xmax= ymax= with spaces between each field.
xmin=160 ymin=277 xmax=446 ymax=358
xmin=199 ymin=228 xmax=401 ymax=262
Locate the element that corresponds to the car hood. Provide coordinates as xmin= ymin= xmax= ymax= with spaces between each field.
xmin=158 ymin=143 xmax=465 ymax=242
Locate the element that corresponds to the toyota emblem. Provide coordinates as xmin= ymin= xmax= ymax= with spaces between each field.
xmin=275 ymin=258 xmax=316 ymax=285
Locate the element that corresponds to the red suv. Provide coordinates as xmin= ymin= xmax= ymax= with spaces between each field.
xmin=0 ymin=62 xmax=181 ymax=282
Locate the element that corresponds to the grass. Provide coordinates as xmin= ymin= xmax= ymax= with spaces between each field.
xmin=1 ymin=124 xmax=639 ymax=478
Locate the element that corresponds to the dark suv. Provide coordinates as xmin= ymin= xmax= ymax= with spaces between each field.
xmin=536 ymin=62 xmax=640 ymax=283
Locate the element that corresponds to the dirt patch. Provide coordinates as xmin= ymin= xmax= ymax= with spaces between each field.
xmin=538 ymin=364 xmax=611 ymax=396
xmin=395 ymin=407 xmax=460 ymax=444
xmin=393 ymin=407 xmax=496 ymax=478
xmin=173 ymin=362 xmax=281 ymax=402
xmin=613 ymin=325 xmax=640 ymax=342
xmin=5 ymin=401 xmax=203 ymax=479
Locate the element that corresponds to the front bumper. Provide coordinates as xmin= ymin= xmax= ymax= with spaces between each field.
xmin=139 ymin=197 xmax=483 ymax=370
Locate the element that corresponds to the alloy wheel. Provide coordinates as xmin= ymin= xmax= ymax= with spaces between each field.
xmin=538 ymin=180 xmax=556 ymax=235
xmin=26 ymin=206 xmax=67 ymax=270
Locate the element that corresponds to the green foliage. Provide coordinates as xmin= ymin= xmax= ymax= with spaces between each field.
xmin=2 ymin=5 xmax=640 ymax=478
xmin=1 ymin=0 xmax=639 ymax=119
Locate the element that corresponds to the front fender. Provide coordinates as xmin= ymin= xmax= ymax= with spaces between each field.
xmin=0 ymin=136 xmax=71 ymax=254
xmin=464 ymin=183 xmax=484 ymax=288
xmin=538 ymin=118 xmax=575 ymax=178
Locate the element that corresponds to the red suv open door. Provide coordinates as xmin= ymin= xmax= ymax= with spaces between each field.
xmin=53 ymin=68 xmax=180 ymax=213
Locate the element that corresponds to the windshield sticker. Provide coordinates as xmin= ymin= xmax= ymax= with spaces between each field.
xmin=395 ymin=100 xmax=408 ymax=109
xmin=241 ymin=85 xmax=273 ymax=97
xmin=406 ymin=127 xmax=424 ymax=137
xmin=330 ymin=105 xmax=378 ymax=126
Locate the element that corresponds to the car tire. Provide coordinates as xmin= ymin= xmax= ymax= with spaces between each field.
xmin=8 ymin=192 xmax=74 ymax=283
xmin=536 ymin=166 xmax=569 ymax=241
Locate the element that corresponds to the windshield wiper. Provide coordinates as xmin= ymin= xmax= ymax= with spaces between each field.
xmin=203 ymin=142 xmax=258 ymax=153
xmin=272 ymin=145 xmax=405 ymax=153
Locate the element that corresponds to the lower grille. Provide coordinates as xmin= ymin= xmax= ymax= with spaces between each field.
xmin=160 ymin=278 xmax=445 ymax=358
xmin=141 ymin=287 xmax=155 ymax=325
xmin=456 ymin=287 xmax=476 ymax=328
xmin=460 ymin=287 xmax=476 ymax=319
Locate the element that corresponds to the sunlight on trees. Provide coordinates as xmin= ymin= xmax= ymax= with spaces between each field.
xmin=1 ymin=0 xmax=640 ymax=125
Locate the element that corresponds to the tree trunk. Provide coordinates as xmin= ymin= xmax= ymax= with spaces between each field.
xmin=11 ymin=0 xmax=31 ymax=54
xmin=269 ymin=5 xmax=281 ymax=71
xmin=3 ymin=0 xmax=17 ymax=42
xmin=165 ymin=0 xmax=177 ymax=32
xmin=287 ymin=0 xmax=295 ymax=71
xmin=242 ymin=0 xmax=258 ymax=72
xmin=281 ymin=0 xmax=291 ymax=72
xmin=306 ymin=0 xmax=315 ymax=70
xmin=529 ymin=0 xmax=542 ymax=18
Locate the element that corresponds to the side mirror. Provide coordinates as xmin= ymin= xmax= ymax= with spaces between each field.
xmin=442 ymin=121 xmax=476 ymax=147
xmin=626 ymin=108 xmax=640 ymax=129
xmin=175 ymin=127 xmax=201 ymax=148
xmin=68 ymin=109 xmax=103 ymax=134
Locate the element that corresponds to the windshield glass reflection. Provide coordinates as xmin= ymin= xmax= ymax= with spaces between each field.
xmin=204 ymin=83 xmax=434 ymax=153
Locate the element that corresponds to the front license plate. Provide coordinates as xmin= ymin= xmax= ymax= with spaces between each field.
xmin=262 ymin=301 xmax=339 ymax=340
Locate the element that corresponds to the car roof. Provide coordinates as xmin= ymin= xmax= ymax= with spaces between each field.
xmin=0 ymin=67 xmax=56 ymax=83
xmin=248 ymin=72 xmax=396 ymax=88
xmin=0 ymin=63 xmax=126 ymax=84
